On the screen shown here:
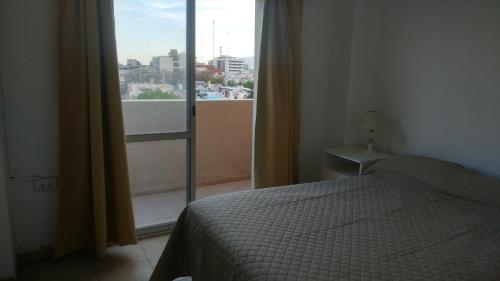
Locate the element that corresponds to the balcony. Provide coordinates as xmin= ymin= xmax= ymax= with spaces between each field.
xmin=122 ymin=99 xmax=254 ymax=228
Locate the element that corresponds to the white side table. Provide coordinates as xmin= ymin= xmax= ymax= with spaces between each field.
xmin=321 ymin=146 xmax=391 ymax=180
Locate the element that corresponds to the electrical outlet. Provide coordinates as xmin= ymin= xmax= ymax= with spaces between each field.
xmin=34 ymin=178 xmax=57 ymax=192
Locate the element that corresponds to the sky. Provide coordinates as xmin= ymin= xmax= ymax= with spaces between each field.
xmin=114 ymin=0 xmax=255 ymax=65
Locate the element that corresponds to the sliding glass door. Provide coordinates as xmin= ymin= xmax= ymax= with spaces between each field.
xmin=114 ymin=0 xmax=196 ymax=233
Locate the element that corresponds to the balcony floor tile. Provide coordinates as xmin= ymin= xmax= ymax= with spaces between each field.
xmin=132 ymin=179 xmax=251 ymax=229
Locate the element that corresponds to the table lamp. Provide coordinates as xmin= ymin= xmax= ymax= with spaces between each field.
xmin=361 ymin=110 xmax=382 ymax=153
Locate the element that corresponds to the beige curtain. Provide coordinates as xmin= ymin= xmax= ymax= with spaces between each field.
xmin=254 ymin=0 xmax=303 ymax=188
xmin=55 ymin=0 xmax=136 ymax=257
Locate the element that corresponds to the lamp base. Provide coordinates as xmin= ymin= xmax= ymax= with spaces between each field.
xmin=366 ymin=130 xmax=376 ymax=154
xmin=365 ymin=143 xmax=376 ymax=154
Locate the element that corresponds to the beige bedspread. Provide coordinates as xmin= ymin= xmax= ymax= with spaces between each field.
xmin=151 ymin=156 xmax=500 ymax=281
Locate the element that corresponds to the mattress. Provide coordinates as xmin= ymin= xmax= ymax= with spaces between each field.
xmin=150 ymin=156 xmax=500 ymax=281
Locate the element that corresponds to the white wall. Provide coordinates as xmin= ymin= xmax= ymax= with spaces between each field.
xmin=0 ymin=0 xmax=59 ymax=254
xmin=344 ymin=0 xmax=384 ymax=147
xmin=299 ymin=0 xmax=354 ymax=182
xmin=345 ymin=0 xmax=500 ymax=178
xmin=0 ymin=62 xmax=16 ymax=280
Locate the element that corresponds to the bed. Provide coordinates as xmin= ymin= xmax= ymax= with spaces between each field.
xmin=150 ymin=155 xmax=500 ymax=281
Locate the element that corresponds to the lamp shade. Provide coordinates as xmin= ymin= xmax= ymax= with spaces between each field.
xmin=361 ymin=110 xmax=382 ymax=130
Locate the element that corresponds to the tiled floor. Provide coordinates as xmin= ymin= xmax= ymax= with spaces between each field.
xmin=15 ymin=181 xmax=251 ymax=280
xmin=132 ymin=179 xmax=251 ymax=228
xmin=17 ymin=235 xmax=170 ymax=281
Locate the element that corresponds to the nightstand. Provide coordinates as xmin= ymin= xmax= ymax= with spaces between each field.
xmin=321 ymin=146 xmax=391 ymax=180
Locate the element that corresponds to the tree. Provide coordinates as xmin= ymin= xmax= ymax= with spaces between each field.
xmin=136 ymin=89 xmax=179 ymax=100
xmin=211 ymin=77 xmax=224 ymax=84
xmin=196 ymin=71 xmax=213 ymax=82
xmin=227 ymin=80 xmax=237 ymax=87
xmin=243 ymin=80 xmax=254 ymax=89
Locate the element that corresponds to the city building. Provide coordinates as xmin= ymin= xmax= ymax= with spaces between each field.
xmin=210 ymin=56 xmax=246 ymax=74
xmin=196 ymin=63 xmax=220 ymax=74
xmin=152 ymin=56 xmax=174 ymax=72
xmin=152 ymin=49 xmax=186 ymax=72
xmin=178 ymin=52 xmax=186 ymax=70
xmin=242 ymin=56 xmax=255 ymax=70
xmin=127 ymin=58 xmax=141 ymax=67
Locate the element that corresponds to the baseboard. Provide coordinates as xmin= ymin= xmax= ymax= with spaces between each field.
xmin=197 ymin=176 xmax=251 ymax=187
xmin=137 ymin=224 xmax=175 ymax=239
xmin=16 ymin=246 xmax=53 ymax=265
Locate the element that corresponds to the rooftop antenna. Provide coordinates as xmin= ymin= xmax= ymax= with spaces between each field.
xmin=212 ymin=20 xmax=215 ymax=60
xmin=200 ymin=36 xmax=203 ymax=62
xmin=226 ymin=32 xmax=230 ymax=56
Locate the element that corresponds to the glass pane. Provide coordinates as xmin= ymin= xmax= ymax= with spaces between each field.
xmin=127 ymin=140 xmax=187 ymax=228
xmin=195 ymin=0 xmax=255 ymax=101
xmin=114 ymin=0 xmax=187 ymax=135
xmin=195 ymin=0 xmax=255 ymax=199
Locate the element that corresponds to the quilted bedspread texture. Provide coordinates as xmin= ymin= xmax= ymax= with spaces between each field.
xmin=151 ymin=156 xmax=500 ymax=281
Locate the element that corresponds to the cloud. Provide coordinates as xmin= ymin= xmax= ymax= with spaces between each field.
xmin=150 ymin=0 xmax=185 ymax=10
xmin=148 ymin=0 xmax=186 ymax=23
xmin=153 ymin=11 xmax=185 ymax=21
xmin=114 ymin=0 xmax=255 ymax=64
